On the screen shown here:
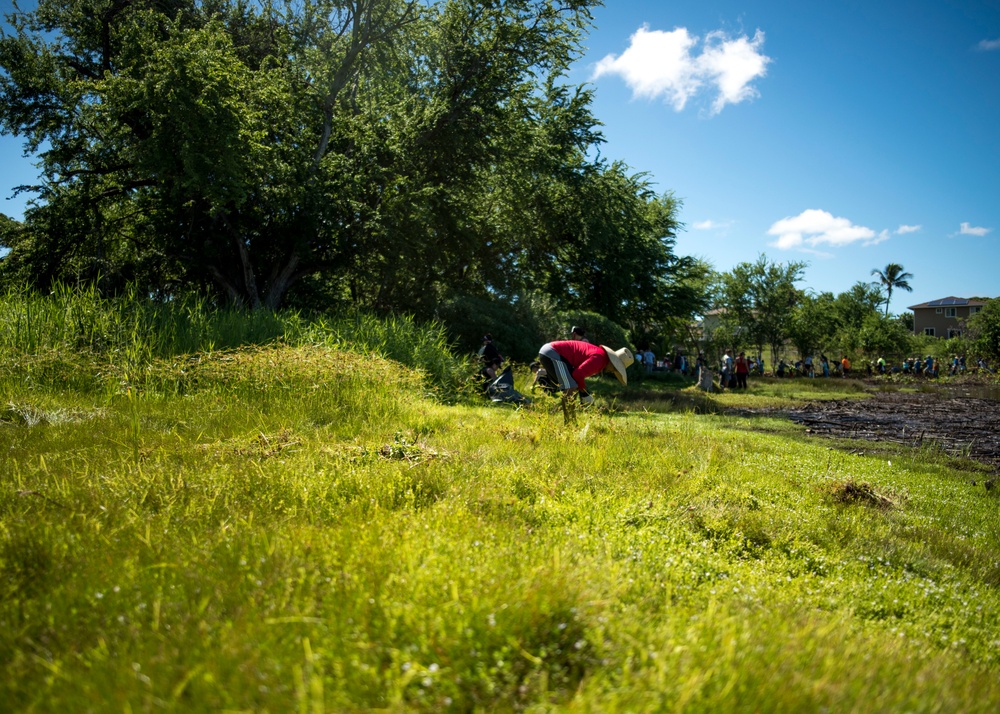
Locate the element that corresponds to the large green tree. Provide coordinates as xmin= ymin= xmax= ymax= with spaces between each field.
xmin=858 ymin=312 xmax=912 ymax=359
xmin=787 ymin=290 xmax=838 ymax=360
xmin=830 ymin=281 xmax=883 ymax=353
xmin=718 ymin=254 xmax=806 ymax=366
xmin=3 ymin=0 xmax=641 ymax=313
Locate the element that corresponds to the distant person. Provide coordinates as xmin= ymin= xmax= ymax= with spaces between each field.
xmin=644 ymin=347 xmax=655 ymax=374
xmin=719 ymin=349 xmax=734 ymax=390
xmin=479 ymin=332 xmax=503 ymax=379
xmin=735 ymin=351 xmax=749 ymax=389
xmin=820 ymin=354 xmax=830 ymax=378
xmin=877 ymin=356 xmax=886 ymax=374
xmin=536 ymin=340 xmax=633 ymax=405
xmin=841 ymin=355 xmax=851 ymax=378
xmin=570 ymin=325 xmax=589 ymax=342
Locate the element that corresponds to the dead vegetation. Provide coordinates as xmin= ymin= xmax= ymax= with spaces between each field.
xmin=827 ymin=479 xmax=897 ymax=509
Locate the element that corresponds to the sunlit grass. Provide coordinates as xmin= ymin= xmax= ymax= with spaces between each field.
xmin=1 ymin=291 xmax=999 ymax=711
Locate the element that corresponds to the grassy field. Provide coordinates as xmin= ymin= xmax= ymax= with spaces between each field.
xmin=1 ymin=292 xmax=999 ymax=712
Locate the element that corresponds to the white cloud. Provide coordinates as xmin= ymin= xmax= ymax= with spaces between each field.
xmin=592 ymin=25 xmax=771 ymax=115
xmin=767 ymin=209 xmax=875 ymax=250
xmin=977 ymin=37 xmax=1000 ymax=51
xmin=896 ymin=224 xmax=921 ymax=234
xmin=698 ymin=30 xmax=771 ymax=113
xmin=865 ymin=229 xmax=891 ymax=247
xmin=960 ymin=221 xmax=992 ymax=236
xmin=693 ymin=219 xmax=733 ymax=230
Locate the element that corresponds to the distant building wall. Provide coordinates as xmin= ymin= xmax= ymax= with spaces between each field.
xmin=909 ymin=297 xmax=987 ymax=337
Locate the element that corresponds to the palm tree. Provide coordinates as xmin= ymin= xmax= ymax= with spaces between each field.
xmin=871 ymin=263 xmax=914 ymax=317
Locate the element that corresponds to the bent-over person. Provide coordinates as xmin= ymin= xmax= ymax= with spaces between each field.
xmin=537 ymin=340 xmax=633 ymax=405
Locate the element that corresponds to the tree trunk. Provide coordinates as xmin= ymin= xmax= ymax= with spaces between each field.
xmin=263 ymin=252 xmax=302 ymax=311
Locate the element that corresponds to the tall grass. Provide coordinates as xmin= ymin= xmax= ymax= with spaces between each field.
xmin=0 ymin=284 xmax=469 ymax=395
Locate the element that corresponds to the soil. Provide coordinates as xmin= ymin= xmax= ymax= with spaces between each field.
xmin=782 ymin=388 xmax=1000 ymax=472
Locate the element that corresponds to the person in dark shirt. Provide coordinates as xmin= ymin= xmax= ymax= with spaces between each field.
xmin=479 ymin=334 xmax=502 ymax=374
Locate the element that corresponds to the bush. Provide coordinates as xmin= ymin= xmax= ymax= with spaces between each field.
xmin=858 ymin=313 xmax=912 ymax=358
xmin=554 ymin=310 xmax=632 ymax=351
xmin=437 ymin=294 xmax=549 ymax=364
xmin=966 ymin=297 xmax=1000 ymax=365
xmin=438 ymin=294 xmax=636 ymax=366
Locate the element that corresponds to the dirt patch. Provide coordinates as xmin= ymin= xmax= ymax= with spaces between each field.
xmin=785 ymin=390 xmax=1000 ymax=471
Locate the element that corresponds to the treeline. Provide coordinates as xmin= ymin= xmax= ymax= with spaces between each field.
xmin=0 ymin=0 xmax=710 ymax=349
xmin=707 ymin=255 xmax=1000 ymax=369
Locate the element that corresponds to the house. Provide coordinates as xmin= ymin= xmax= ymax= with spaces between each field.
xmin=695 ymin=307 xmax=726 ymax=342
xmin=908 ymin=297 xmax=988 ymax=338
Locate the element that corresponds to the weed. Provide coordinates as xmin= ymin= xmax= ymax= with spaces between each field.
xmin=828 ymin=479 xmax=896 ymax=509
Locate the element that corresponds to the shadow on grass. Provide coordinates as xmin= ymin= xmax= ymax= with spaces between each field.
xmin=612 ymin=387 xmax=723 ymax=414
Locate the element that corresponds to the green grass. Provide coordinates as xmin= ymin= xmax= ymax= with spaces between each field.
xmin=2 ymin=293 xmax=999 ymax=712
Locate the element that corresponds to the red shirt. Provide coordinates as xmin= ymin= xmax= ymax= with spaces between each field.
xmin=550 ymin=341 xmax=609 ymax=392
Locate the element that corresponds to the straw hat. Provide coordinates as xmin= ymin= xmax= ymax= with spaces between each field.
xmin=601 ymin=346 xmax=634 ymax=385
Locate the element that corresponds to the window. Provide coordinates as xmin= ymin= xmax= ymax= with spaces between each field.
xmin=924 ymin=327 xmax=936 ymax=336
xmin=945 ymin=307 xmax=957 ymax=318
xmin=971 ymin=306 xmax=982 ymax=314
xmin=935 ymin=308 xmax=942 ymax=314
xmin=948 ymin=329 xmax=962 ymax=339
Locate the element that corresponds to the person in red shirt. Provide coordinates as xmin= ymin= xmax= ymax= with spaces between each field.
xmin=537 ymin=340 xmax=634 ymax=405
xmin=734 ymin=351 xmax=750 ymax=389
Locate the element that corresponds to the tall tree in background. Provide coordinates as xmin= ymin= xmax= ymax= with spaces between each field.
xmin=871 ymin=262 xmax=914 ymax=317
xmin=0 ymin=0 xmax=431 ymax=307
xmin=718 ymin=254 xmax=806 ymax=367
xmin=787 ymin=290 xmax=838 ymax=361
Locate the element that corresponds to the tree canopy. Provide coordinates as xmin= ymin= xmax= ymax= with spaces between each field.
xmin=0 ymin=0 xmax=708 ymax=337
xmin=717 ymin=254 xmax=806 ymax=366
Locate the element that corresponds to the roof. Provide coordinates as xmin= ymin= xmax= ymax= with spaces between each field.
xmin=908 ymin=296 xmax=989 ymax=310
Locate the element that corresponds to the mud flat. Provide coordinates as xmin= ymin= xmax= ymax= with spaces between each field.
xmin=787 ymin=389 xmax=1000 ymax=471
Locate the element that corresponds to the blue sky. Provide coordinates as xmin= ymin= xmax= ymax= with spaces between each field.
xmin=2 ymin=0 xmax=998 ymax=311
xmin=570 ymin=0 xmax=1000 ymax=309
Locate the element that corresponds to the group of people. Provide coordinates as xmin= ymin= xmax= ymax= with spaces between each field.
xmin=770 ymin=353 xmax=992 ymax=379
xmin=482 ymin=328 xmax=997 ymax=408
xmin=775 ymin=354 xmax=842 ymax=378
xmin=881 ymin=355 xmax=941 ymax=377
xmin=718 ymin=349 xmax=751 ymax=390
xmin=632 ymin=349 xmax=694 ymax=376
